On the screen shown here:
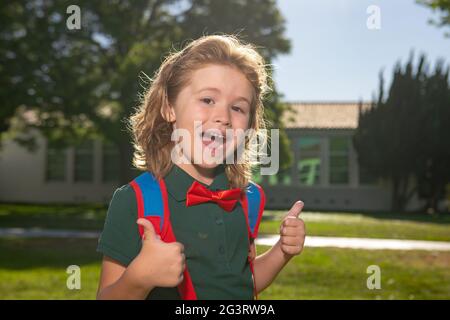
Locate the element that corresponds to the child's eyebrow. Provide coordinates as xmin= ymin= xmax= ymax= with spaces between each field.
xmin=196 ymin=87 xmax=251 ymax=105
xmin=195 ymin=87 xmax=221 ymax=94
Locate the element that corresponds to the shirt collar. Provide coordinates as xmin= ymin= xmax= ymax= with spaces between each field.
xmin=164 ymin=164 xmax=229 ymax=202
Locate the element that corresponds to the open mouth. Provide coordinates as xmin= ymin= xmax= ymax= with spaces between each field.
xmin=199 ymin=130 xmax=230 ymax=158
xmin=201 ymin=130 xmax=226 ymax=148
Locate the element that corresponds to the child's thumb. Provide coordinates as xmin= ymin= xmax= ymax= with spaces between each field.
xmin=136 ymin=218 xmax=159 ymax=242
xmin=286 ymin=200 xmax=304 ymax=219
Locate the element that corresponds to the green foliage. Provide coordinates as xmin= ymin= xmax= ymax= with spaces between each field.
xmin=416 ymin=60 xmax=450 ymax=212
xmin=0 ymin=1 xmax=103 ymax=146
xmin=259 ymin=211 xmax=450 ymax=241
xmin=353 ymin=53 xmax=450 ymax=212
xmin=418 ymin=0 xmax=450 ymax=36
xmin=1 ymin=0 xmax=293 ymax=182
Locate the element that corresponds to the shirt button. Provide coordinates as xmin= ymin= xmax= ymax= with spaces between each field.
xmin=215 ymin=218 xmax=223 ymax=225
xmin=218 ymin=245 xmax=225 ymax=254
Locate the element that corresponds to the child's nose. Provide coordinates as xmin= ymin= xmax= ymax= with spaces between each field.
xmin=213 ymin=106 xmax=231 ymax=127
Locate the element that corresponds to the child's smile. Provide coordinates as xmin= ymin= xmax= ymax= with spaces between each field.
xmin=200 ymin=128 xmax=226 ymax=157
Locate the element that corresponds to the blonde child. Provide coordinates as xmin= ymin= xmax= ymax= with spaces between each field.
xmin=96 ymin=34 xmax=305 ymax=300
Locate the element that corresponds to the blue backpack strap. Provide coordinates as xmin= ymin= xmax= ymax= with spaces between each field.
xmin=245 ymin=181 xmax=266 ymax=239
xmin=130 ymin=172 xmax=165 ymax=237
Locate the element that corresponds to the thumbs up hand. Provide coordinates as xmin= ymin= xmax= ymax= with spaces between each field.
xmin=138 ymin=217 xmax=161 ymax=241
xmin=278 ymin=201 xmax=306 ymax=257
xmin=126 ymin=218 xmax=186 ymax=291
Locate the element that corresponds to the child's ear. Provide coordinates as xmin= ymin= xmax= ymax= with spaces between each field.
xmin=161 ymin=103 xmax=176 ymax=122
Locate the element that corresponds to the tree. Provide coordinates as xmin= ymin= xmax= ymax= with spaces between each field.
xmin=0 ymin=1 xmax=104 ymax=148
xmin=416 ymin=60 xmax=450 ymax=213
xmin=418 ymin=0 xmax=450 ymax=36
xmin=354 ymin=54 xmax=450 ymax=213
xmin=1 ymin=0 xmax=293 ymax=184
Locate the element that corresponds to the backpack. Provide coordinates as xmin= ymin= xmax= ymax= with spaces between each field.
xmin=129 ymin=171 xmax=265 ymax=300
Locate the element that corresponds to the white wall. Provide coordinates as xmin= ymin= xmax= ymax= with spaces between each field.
xmin=0 ymin=131 xmax=119 ymax=203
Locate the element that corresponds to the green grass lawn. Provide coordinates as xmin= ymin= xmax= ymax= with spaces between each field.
xmin=0 ymin=203 xmax=107 ymax=230
xmin=0 ymin=238 xmax=448 ymax=299
xmin=259 ymin=211 xmax=450 ymax=241
xmin=1 ymin=203 xmax=450 ymax=241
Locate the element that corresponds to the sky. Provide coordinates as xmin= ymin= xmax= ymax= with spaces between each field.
xmin=272 ymin=0 xmax=450 ymax=102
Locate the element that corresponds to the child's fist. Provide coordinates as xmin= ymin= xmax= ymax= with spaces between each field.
xmin=127 ymin=218 xmax=186 ymax=290
xmin=278 ymin=201 xmax=306 ymax=257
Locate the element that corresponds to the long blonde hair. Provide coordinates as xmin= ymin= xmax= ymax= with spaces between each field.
xmin=128 ymin=34 xmax=270 ymax=189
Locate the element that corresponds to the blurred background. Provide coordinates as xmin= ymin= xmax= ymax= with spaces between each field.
xmin=0 ymin=0 xmax=449 ymax=299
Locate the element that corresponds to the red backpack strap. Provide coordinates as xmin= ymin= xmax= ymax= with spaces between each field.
xmin=240 ymin=181 xmax=266 ymax=300
xmin=129 ymin=172 xmax=197 ymax=300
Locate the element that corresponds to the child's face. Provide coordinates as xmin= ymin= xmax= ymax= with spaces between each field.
xmin=167 ymin=63 xmax=253 ymax=169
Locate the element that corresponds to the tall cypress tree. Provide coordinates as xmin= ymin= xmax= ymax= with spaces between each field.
xmin=354 ymin=54 xmax=450 ymax=212
xmin=416 ymin=60 xmax=450 ymax=213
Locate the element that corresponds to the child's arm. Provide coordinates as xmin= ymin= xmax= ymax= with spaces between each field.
xmin=97 ymin=256 xmax=154 ymax=299
xmin=252 ymin=201 xmax=305 ymax=294
xmin=97 ymin=218 xmax=186 ymax=300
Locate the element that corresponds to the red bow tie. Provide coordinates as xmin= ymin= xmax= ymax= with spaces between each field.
xmin=186 ymin=181 xmax=242 ymax=212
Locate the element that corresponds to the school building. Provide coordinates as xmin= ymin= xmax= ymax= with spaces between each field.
xmin=258 ymin=101 xmax=393 ymax=211
xmin=0 ymin=101 xmax=430 ymax=211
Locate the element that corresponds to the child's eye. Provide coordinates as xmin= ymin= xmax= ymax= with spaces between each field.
xmin=201 ymin=97 xmax=214 ymax=105
xmin=232 ymin=105 xmax=245 ymax=113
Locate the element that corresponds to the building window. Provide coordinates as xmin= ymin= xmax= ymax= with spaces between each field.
xmin=329 ymin=137 xmax=349 ymax=185
xmin=102 ymin=141 xmax=119 ymax=182
xmin=267 ymin=167 xmax=292 ymax=186
xmin=46 ymin=147 xmax=67 ymax=182
xmin=298 ymin=137 xmax=321 ymax=186
xmin=74 ymin=140 xmax=94 ymax=182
